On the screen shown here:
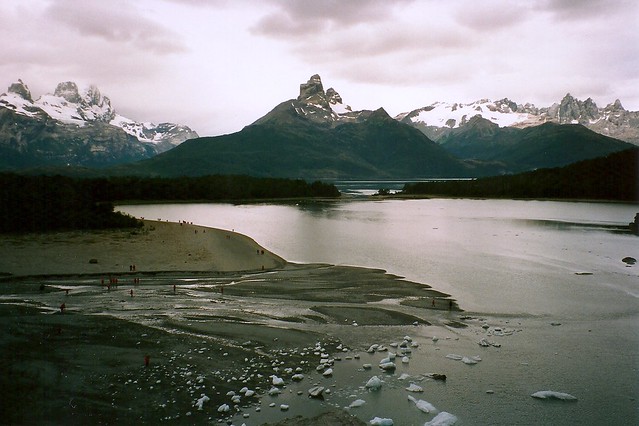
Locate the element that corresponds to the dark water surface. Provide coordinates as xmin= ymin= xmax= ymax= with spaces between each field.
xmin=118 ymin=199 xmax=639 ymax=425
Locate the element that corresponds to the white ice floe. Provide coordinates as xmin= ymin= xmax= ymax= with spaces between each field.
xmin=217 ymin=403 xmax=230 ymax=413
xmin=424 ymin=411 xmax=458 ymax=425
xmin=408 ymin=395 xmax=437 ymax=413
xmin=531 ymin=391 xmax=578 ymax=401
xmin=445 ymin=354 xmax=463 ymax=360
xmin=280 ymin=404 xmax=289 ymax=411
xmin=365 ymin=376 xmax=383 ymax=390
xmin=194 ymin=394 xmax=209 ymax=410
xmin=402 ymin=356 xmax=410 ymax=364
xmin=406 ymin=383 xmax=423 ymax=392
xmin=461 ymin=357 xmax=478 ymax=365
xmin=379 ymin=362 xmax=396 ymax=371
xmin=363 ymin=363 xmax=373 ymax=370
xmin=348 ymin=399 xmax=366 ymax=408
xmin=370 ymin=417 xmax=394 ymax=425
xmin=268 ymin=387 xmax=282 ymax=396
xmin=291 ymin=373 xmax=305 ymax=381
xmin=322 ymin=368 xmax=333 ymax=377
xmin=271 ymin=375 xmax=284 ymax=386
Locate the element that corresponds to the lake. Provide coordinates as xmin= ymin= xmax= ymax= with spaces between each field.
xmin=117 ymin=198 xmax=639 ymax=425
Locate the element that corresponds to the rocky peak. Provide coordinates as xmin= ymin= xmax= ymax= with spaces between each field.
xmin=54 ymin=81 xmax=82 ymax=103
xmin=7 ymin=79 xmax=33 ymax=102
xmin=83 ymin=85 xmax=107 ymax=107
xmin=297 ymin=74 xmax=332 ymax=111
xmin=326 ymin=88 xmax=342 ymax=105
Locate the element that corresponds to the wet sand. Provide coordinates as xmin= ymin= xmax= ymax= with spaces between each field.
xmin=0 ymin=221 xmax=459 ymax=425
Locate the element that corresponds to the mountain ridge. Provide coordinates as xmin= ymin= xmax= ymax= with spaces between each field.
xmin=0 ymin=80 xmax=199 ymax=170
xmin=396 ymin=94 xmax=639 ymax=145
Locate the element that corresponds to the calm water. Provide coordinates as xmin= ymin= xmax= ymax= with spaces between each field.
xmin=118 ymin=199 xmax=639 ymax=425
xmin=119 ymin=199 xmax=638 ymax=318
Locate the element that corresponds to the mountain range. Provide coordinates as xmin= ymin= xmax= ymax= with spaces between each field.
xmin=125 ymin=75 xmax=634 ymax=178
xmin=396 ymin=94 xmax=639 ymax=146
xmin=1 ymin=75 xmax=636 ymax=179
xmin=0 ymin=80 xmax=197 ymax=169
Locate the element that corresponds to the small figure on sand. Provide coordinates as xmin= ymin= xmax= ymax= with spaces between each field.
xmin=130 ymin=289 xmax=134 ymax=297
xmin=432 ymin=298 xmax=436 ymax=307
xmin=449 ymin=300 xmax=453 ymax=310
xmin=173 ymin=284 xmax=176 ymax=294
xmin=60 ymin=303 xmax=66 ymax=314
xmin=144 ymin=355 xmax=150 ymax=367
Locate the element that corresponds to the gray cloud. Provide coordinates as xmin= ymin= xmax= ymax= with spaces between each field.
xmin=252 ymin=0 xmax=415 ymax=37
xmin=45 ymin=0 xmax=187 ymax=54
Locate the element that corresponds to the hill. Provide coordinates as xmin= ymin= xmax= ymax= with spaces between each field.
xmin=402 ymin=148 xmax=639 ymax=202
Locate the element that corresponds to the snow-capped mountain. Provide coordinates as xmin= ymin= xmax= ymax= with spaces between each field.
xmin=0 ymin=80 xmax=198 ymax=152
xmin=253 ymin=74 xmax=374 ymax=127
xmin=396 ymin=95 xmax=639 ymax=145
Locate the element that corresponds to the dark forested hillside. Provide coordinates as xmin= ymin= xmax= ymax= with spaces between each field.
xmin=0 ymin=174 xmax=340 ymax=233
xmin=402 ymin=148 xmax=639 ymax=202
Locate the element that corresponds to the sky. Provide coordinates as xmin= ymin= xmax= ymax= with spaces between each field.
xmin=1 ymin=0 xmax=638 ymax=137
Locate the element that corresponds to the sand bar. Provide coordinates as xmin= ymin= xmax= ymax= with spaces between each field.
xmin=0 ymin=220 xmax=286 ymax=277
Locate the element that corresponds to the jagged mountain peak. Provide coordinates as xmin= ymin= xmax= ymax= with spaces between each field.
xmin=54 ymin=81 xmax=82 ymax=103
xmin=7 ymin=79 xmax=33 ymax=102
xmin=397 ymin=94 xmax=639 ymax=145
xmin=0 ymin=79 xmax=198 ymax=163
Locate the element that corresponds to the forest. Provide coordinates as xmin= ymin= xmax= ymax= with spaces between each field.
xmin=0 ymin=174 xmax=340 ymax=233
xmin=401 ymin=148 xmax=639 ymax=202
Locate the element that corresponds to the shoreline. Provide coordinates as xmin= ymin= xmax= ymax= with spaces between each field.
xmin=0 ymin=220 xmax=286 ymax=278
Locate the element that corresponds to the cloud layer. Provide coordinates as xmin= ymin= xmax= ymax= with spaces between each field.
xmin=1 ymin=0 xmax=637 ymax=136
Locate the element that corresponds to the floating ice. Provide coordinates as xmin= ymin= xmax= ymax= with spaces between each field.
xmin=445 ymin=354 xmax=463 ymax=360
xmin=461 ymin=357 xmax=478 ymax=365
xmin=267 ymin=387 xmax=282 ymax=396
xmin=402 ymin=356 xmax=410 ymax=364
xmin=379 ymin=362 xmax=396 ymax=371
xmin=531 ymin=391 xmax=578 ymax=401
xmin=291 ymin=373 xmax=304 ymax=381
xmin=322 ymin=368 xmax=333 ymax=377
xmin=308 ymin=386 xmax=325 ymax=398
xmin=370 ymin=417 xmax=393 ymax=425
xmin=406 ymin=383 xmax=423 ymax=392
xmin=271 ymin=375 xmax=284 ymax=386
xmin=424 ymin=411 xmax=458 ymax=425
xmin=363 ymin=363 xmax=373 ymax=370
xmin=367 ymin=344 xmax=379 ymax=353
xmin=348 ymin=399 xmax=366 ymax=408
xmin=217 ymin=403 xmax=230 ymax=413
xmin=365 ymin=376 xmax=383 ymax=390
xmin=408 ymin=395 xmax=437 ymax=413
xmin=194 ymin=394 xmax=209 ymax=410
xmin=280 ymin=404 xmax=289 ymax=411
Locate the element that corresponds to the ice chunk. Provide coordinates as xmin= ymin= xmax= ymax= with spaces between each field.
xmin=531 ymin=391 xmax=578 ymax=401
xmin=271 ymin=375 xmax=284 ymax=386
xmin=217 ymin=403 xmax=230 ymax=413
xmin=445 ymin=354 xmax=463 ymax=360
xmin=348 ymin=399 xmax=366 ymax=408
xmin=370 ymin=417 xmax=393 ymax=425
xmin=461 ymin=356 xmax=478 ymax=365
xmin=194 ymin=394 xmax=209 ymax=410
xmin=379 ymin=362 xmax=396 ymax=371
xmin=408 ymin=395 xmax=437 ymax=413
xmin=365 ymin=375 xmax=383 ymax=390
xmin=406 ymin=383 xmax=423 ymax=392
xmin=424 ymin=411 xmax=458 ymax=425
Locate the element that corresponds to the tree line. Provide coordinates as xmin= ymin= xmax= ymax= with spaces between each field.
xmin=402 ymin=148 xmax=639 ymax=202
xmin=0 ymin=174 xmax=340 ymax=233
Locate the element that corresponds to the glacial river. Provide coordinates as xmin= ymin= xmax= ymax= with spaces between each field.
xmin=118 ymin=198 xmax=639 ymax=425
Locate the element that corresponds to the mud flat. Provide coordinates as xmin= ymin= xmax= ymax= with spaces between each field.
xmin=0 ymin=222 xmax=460 ymax=425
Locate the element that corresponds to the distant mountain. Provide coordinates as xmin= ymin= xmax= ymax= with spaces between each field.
xmin=123 ymin=75 xmax=479 ymax=179
xmin=436 ymin=116 xmax=633 ymax=172
xmin=396 ymin=94 xmax=639 ymax=146
xmin=0 ymin=80 xmax=198 ymax=170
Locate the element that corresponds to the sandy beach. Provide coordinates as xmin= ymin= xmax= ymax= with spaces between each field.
xmin=0 ymin=221 xmax=461 ymax=425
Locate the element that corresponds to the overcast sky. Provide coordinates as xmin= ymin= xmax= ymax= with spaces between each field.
xmin=1 ymin=0 xmax=637 ymax=136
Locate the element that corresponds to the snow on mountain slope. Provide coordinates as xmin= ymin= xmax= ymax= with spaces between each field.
xmin=396 ymin=95 xmax=639 ymax=145
xmin=0 ymin=80 xmax=197 ymax=149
